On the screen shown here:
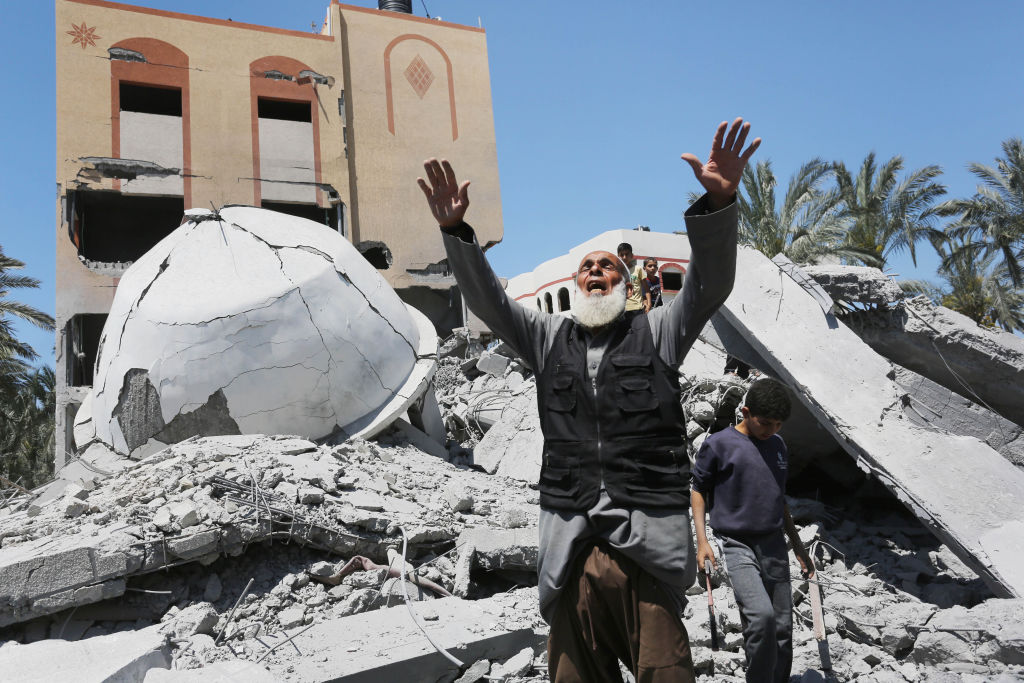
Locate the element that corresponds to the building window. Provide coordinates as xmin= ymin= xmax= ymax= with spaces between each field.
xmin=67 ymin=190 xmax=184 ymax=265
xmin=66 ymin=313 xmax=108 ymax=386
xmin=544 ymin=292 xmax=553 ymax=313
xmin=120 ymin=83 xmax=182 ymax=116
xmin=661 ymin=267 xmax=685 ymax=292
xmin=557 ymin=287 xmax=571 ymax=311
xmin=118 ymin=83 xmax=184 ymax=196
xmin=536 ymin=298 xmax=542 ymax=311
xmin=257 ymin=97 xmax=316 ymax=204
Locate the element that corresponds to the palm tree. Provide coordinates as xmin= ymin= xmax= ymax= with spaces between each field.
xmin=723 ymin=159 xmax=879 ymax=265
xmin=938 ymin=137 xmax=1024 ymax=288
xmin=0 ymin=246 xmax=55 ymax=385
xmin=0 ymin=366 xmax=55 ymax=488
xmin=834 ymin=153 xmax=947 ymax=269
xmin=1 ymin=246 xmax=56 ymax=489
xmin=901 ymin=242 xmax=1023 ymax=333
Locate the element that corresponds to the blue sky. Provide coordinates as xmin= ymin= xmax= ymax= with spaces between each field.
xmin=3 ymin=0 xmax=1023 ymax=369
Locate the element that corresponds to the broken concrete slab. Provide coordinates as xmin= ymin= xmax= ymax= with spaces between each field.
xmin=801 ymin=264 xmax=905 ymax=308
xmin=144 ymin=659 xmax=277 ymax=682
xmin=472 ymin=385 xmax=542 ymax=484
xmin=255 ymin=588 xmax=543 ymax=682
xmin=457 ymin=527 xmax=538 ymax=573
xmin=0 ymin=622 xmax=170 ymax=682
xmin=714 ymin=247 xmax=1024 ymax=599
xmin=892 ymin=365 xmax=1024 ymax=467
xmin=79 ymin=206 xmax=438 ymax=458
xmin=836 ymin=294 xmax=1024 ymax=428
xmin=911 ymin=598 xmax=1024 ymax=666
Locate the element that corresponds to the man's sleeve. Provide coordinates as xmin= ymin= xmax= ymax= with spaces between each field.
xmin=690 ymin=437 xmax=718 ymax=494
xmin=649 ymin=194 xmax=738 ymax=365
xmin=441 ymin=222 xmax=562 ymax=373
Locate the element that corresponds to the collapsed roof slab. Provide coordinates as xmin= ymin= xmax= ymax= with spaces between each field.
xmin=254 ymin=587 xmax=542 ymax=682
xmin=715 ymin=246 xmax=1024 ymax=599
xmin=839 ymin=296 xmax=1024 ymax=428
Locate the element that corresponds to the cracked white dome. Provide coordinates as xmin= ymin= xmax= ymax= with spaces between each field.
xmin=81 ymin=206 xmax=435 ymax=457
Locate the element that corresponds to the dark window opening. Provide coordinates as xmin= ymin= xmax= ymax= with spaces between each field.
xmin=557 ymin=287 xmax=571 ymax=311
xmin=536 ymin=298 xmax=542 ymax=311
xmin=260 ymin=201 xmax=339 ymax=229
xmin=65 ymin=402 xmax=80 ymax=454
xmin=120 ymin=83 xmax=181 ymax=116
xmin=662 ymin=270 xmax=684 ymax=291
xmin=66 ymin=314 xmax=107 ymax=386
xmin=544 ymin=292 xmax=553 ymax=314
xmin=258 ymin=98 xmax=312 ymax=122
xmin=69 ymin=190 xmax=184 ymax=263
xmin=356 ymin=241 xmax=392 ymax=270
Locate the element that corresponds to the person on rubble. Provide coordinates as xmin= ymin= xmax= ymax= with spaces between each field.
xmin=691 ymin=377 xmax=815 ymax=683
xmin=418 ymin=118 xmax=760 ymax=683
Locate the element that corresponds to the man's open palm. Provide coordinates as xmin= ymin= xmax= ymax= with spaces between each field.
xmin=418 ymin=158 xmax=470 ymax=228
xmin=681 ymin=118 xmax=761 ymax=207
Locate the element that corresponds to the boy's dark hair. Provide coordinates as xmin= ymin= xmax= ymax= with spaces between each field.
xmin=744 ymin=378 xmax=792 ymax=421
xmin=616 ymin=242 xmax=633 ymax=255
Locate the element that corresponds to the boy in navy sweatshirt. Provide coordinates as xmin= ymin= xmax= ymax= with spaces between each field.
xmin=691 ymin=378 xmax=814 ymax=683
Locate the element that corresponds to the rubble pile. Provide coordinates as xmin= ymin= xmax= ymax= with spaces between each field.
xmin=5 ymin=275 xmax=1024 ymax=679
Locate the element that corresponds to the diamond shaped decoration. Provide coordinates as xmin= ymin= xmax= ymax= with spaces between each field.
xmin=404 ymin=55 xmax=434 ymax=99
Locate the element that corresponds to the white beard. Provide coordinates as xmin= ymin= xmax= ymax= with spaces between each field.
xmin=573 ymin=281 xmax=627 ymax=330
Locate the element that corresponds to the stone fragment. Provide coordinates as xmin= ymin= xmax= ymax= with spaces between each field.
xmin=689 ymin=400 xmax=716 ymax=425
xmin=299 ymin=486 xmax=325 ymax=505
xmin=169 ymin=501 xmax=199 ymax=528
xmin=278 ymin=606 xmax=307 ymax=629
xmin=0 ymin=624 xmax=170 ymax=681
xmin=152 ymin=506 xmax=172 ymax=530
xmin=445 ymin=483 xmax=475 ymax=512
xmin=143 ymin=659 xmax=277 ymax=682
xmin=476 ymin=351 xmax=510 ymax=377
xmin=492 ymin=646 xmax=535 ymax=680
xmin=275 ymin=481 xmax=299 ymax=503
xmin=64 ymin=499 xmax=89 ymax=518
xmin=166 ymin=603 xmax=218 ymax=638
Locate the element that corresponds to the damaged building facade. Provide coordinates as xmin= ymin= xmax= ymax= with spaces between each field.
xmin=55 ymin=0 xmax=503 ymax=468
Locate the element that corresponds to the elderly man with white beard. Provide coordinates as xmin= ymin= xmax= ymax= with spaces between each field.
xmin=418 ymin=118 xmax=760 ymax=683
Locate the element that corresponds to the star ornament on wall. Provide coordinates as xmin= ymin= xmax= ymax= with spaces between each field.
xmin=67 ymin=22 xmax=101 ymax=50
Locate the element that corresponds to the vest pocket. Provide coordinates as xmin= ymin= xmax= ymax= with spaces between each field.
xmin=539 ymin=447 xmax=581 ymax=502
xmin=548 ymin=373 xmax=577 ymax=412
xmin=618 ymin=377 xmax=658 ymax=412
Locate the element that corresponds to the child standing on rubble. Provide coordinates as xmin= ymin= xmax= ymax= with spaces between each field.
xmin=690 ymin=377 xmax=814 ymax=683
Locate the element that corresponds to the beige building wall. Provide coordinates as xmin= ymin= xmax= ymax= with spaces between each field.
xmin=54 ymin=0 xmax=502 ymax=469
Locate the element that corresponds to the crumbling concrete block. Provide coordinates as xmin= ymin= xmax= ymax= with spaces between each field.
xmin=911 ymin=598 xmax=1024 ymax=666
xmin=714 ymin=247 xmax=1024 ymax=599
xmin=892 ymin=365 xmax=1024 ymax=467
xmin=838 ymin=295 xmax=1024 ymax=428
xmin=473 ymin=385 xmax=542 ymax=483
xmin=144 ymin=659 xmax=276 ymax=682
xmin=256 ymin=589 xmax=543 ymax=682
xmin=476 ymin=350 xmax=510 ymax=377
xmin=78 ymin=206 xmax=439 ymax=458
xmin=802 ymin=264 xmax=905 ymax=307
xmin=459 ymin=527 xmax=538 ymax=573
xmin=0 ymin=623 xmax=170 ymax=681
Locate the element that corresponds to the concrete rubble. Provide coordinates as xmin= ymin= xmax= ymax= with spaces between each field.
xmin=803 ymin=264 xmax=1024 ymax=429
xmin=710 ymin=249 xmax=1024 ymax=601
xmin=5 ymin=258 xmax=1024 ymax=679
xmin=2 ymin=321 xmax=1023 ymax=680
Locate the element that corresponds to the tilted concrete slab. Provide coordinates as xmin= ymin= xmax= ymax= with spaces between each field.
xmin=838 ymin=296 xmax=1024 ymax=428
xmin=0 ymin=623 xmax=170 ymax=682
xmin=257 ymin=589 xmax=542 ymax=682
xmin=714 ymin=247 xmax=1024 ymax=598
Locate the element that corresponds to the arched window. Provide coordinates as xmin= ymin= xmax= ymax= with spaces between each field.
xmin=537 ymin=298 xmax=543 ymax=311
xmin=661 ymin=265 xmax=686 ymax=292
xmin=544 ymin=292 xmax=553 ymax=313
xmin=557 ymin=287 xmax=571 ymax=311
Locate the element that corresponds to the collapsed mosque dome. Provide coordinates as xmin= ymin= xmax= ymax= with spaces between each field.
xmin=77 ymin=206 xmax=437 ymax=458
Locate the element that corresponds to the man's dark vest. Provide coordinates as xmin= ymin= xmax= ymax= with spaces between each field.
xmin=536 ymin=312 xmax=689 ymax=511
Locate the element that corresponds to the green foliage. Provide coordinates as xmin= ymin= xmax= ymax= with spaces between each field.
xmin=834 ymin=153 xmax=947 ymax=268
xmin=1 ymin=246 xmax=56 ymax=489
xmin=938 ymin=137 xmax=1024 ymax=288
xmin=733 ymin=159 xmax=881 ymax=265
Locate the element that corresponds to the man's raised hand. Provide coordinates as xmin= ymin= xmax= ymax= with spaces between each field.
xmin=680 ymin=118 xmax=761 ymax=210
xmin=418 ymin=158 xmax=470 ymax=228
